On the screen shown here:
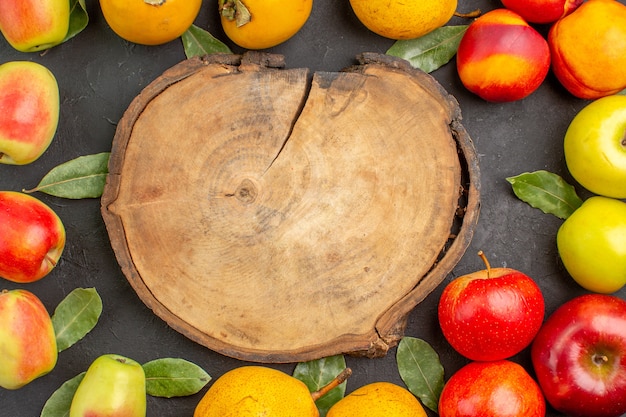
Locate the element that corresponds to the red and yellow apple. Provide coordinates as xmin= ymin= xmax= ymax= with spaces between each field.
xmin=500 ymin=0 xmax=583 ymax=24
xmin=531 ymin=294 xmax=626 ymax=417
xmin=456 ymin=8 xmax=550 ymax=102
xmin=556 ymin=196 xmax=626 ymax=294
xmin=548 ymin=0 xmax=626 ymax=99
xmin=438 ymin=360 xmax=546 ymax=417
xmin=0 ymin=0 xmax=70 ymax=52
xmin=0 ymin=61 xmax=60 ymax=165
xmin=0 ymin=191 xmax=66 ymax=283
xmin=438 ymin=251 xmax=545 ymax=361
xmin=563 ymin=95 xmax=626 ymax=199
xmin=0 ymin=289 xmax=58 ymax=389
xmin=70 ymin=354 xmax=146 ymax=417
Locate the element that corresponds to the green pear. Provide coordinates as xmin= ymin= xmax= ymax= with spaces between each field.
xmin=70 ymin=354 xmax=146 ymax=417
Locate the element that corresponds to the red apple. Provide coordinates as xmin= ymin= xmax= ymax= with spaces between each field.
xmin=438 ymin=251 xmax=545 ymax=361
xmin=439 ymin=360 xmax=546 ymax=417
xmin=0 ymin=191 xmax=66 ymax=283
xmin=0 ymin=289 xmax=58 ymax=389
xmin=500 ymin=0 xmax=583 ymax=24
xmin=0 ymin=0 xmax=70 ymax=52
xmin=456 ymin=8 xmax=550 ymax=102
xmin=0 ymin=61 xmax=60 ymax=165
xmin=531 ymin=294 xmax=626 ymax=417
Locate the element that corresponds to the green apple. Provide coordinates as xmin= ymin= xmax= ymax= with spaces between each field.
xmin=557 ymin=196 xmax=626 ymax=293
xmin=0 ymin=289 xmax=58 ymax=390
xmin=0 ymin=0 xmax=70 ymax=52
xmin=0 ymin=61 xmax=60 ymax=165
xmin=564 ymin=94 xmax=626 ymax=198
xmin=70 ymin=354 xmax=146 ymax=417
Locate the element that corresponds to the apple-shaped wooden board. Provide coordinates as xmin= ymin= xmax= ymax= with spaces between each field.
xmin=101 ymin=52 xmax=480 ymax=363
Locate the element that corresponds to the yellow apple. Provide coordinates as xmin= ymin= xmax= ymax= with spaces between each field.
xmin=564 ymin=95 xmax=626 ymax=198
xmin=0 ymin=61 xmax=60 ymax=165
xmin=557 ymin=196 xmax=626 ymax=293
xmin=0 ymin=0 xmax=70 ymax=52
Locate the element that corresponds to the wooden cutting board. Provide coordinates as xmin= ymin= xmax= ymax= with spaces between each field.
xmin=101 ymin=52 xmax=480 ymax=363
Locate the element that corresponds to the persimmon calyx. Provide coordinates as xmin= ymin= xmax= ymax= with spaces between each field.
xmin=219 ymin=0 xmax=252 ymax=27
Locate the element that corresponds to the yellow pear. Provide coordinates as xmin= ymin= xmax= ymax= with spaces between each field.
xmin=327 ymin=382 xmax=427 ymax=417
xmin=194 ymin=365 xmax=351 ymax=417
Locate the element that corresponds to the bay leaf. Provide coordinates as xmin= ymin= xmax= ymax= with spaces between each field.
xmin=294 ymin=355 xmax=347 ymax=417
xmin=506 ymin=170 xmax=583 ymax=219
xmin=40 ymin=372 xmax=85 ymax=417
xmin=64 ymin=0 xmax=89 ymax=43
xmin=182 ymin=24 xmax=232 ymax=59
xmin=142 ymin=358 xmax=211 ymax=398
xmin=386 ymin=25 xmax=469 ymax=73
xmin=23 ymin=152 xmax=110 ymax=199
xmin=52 ymin=288 xmax=102 ymax=352
xmin=396 ymin=337 xmax=444 ymax=413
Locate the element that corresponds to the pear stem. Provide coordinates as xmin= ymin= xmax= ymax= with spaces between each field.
xmin=310 ymin=368 xmax=352 ymax=402
xmin=454 ymin=9 xmax=482 ymax=19
xmin=477 ymin=250 xmax=491 ymax=278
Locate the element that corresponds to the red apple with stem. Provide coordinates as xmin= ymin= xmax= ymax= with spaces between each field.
xmin=438 ymin=360 xmax=546 ymax=417
xmin=0 ymin=191 xmax=66 ymax=283
xmin=438 ymin=250 xmax=545 ymax=361
xmin=531 ymin=294 xmax=626 ymax=417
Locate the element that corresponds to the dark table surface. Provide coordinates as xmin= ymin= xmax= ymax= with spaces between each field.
xmin=2 ymin=0 xmax=625 ymax=416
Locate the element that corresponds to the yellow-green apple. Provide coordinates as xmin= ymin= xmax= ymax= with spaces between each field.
xmin=531 ymin=294 xmax=626 ymax=417
xmin=0 ymin=289 xmax=58 ymax=389
xmin=0 ymin=0 xmax=70 ymax=52
xmin=500 ymin=0 xmax=583 ymax=23
xmin=556 ymin=196 xmax=626 ymax=293
xmin=438 ymin=360 xmax=546 ymax=417
xmin=563 ymin=95 xmax=626 ymax=199
xmin=438 ymin=251 xmax=545 ymax=361
xmin=0 ymin=191 xmax=66 ymax=283
xmin=0 ymin=61 xmax=60 ymax=165
xmin=70 ymin=354 xmax=146 ymax=417
xmin=548 ymin=0 xmax=626 ymax=99
xmin=456 ymin=8 xmax=550 ymax=102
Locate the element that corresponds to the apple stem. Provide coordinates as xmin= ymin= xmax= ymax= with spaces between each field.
xmin=477 ymin=250 xmax=492 ymax=278
xmin=45 ymin=254 xmax=58 ymax=267
xmin=310 ymin=368 xmax=352 ymax=401
xmin=593 ymin=354 xmax=609 ymax=366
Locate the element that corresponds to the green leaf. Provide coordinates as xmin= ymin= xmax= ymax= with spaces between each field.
xmin=386 ymin=26 xmax=469 ymax=73
xmin=396 ymin=337 xmax=445 ymax=413
xmin=142 ymin=358 xmax=211 ymax=398
xmin=293 ymin=355 xmax=348 ymax=417
xmin=23 ymin=152 xmax=110 ymax=199
xmin=40 ymin=372 xmax=85 ymax=417
xmin=506 ymin=170 xmax=583 ymax=219
xmin=182 ymin=24 xmax=232 ymax=59
xmin=64 ymin=0 xmax=89 ymax=43
xmin=52 ymin=288 xmax=103 ymax=352
xmin=617 ymin=88 xmax=626 ymax=96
